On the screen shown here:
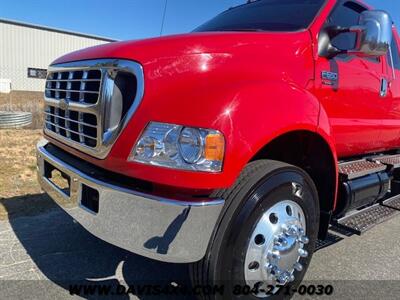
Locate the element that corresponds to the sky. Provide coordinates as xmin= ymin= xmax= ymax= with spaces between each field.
xmin=0 ymin=0 xmax=399 ymax=41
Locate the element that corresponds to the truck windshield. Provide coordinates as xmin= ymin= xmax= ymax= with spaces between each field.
xmin=194 ymin=0 xmax=326 ymax=32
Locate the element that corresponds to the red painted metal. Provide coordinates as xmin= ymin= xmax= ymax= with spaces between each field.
xmin=380 ymin=28 xmax=400 ymax=151
xmin=46 ymin=0 xmax=400 ymax=212
xmin=50 ymin=30 xmax=321 ymax=190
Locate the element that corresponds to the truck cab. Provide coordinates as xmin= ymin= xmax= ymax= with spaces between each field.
xmin=37 ymin=0 xmax=400 ymax=298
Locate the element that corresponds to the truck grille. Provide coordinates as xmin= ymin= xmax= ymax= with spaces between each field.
xmin=43 ymin=59 xmax=144 ymax=159
xmin=45 ymin=70 xmax=101 ymax=148
xmin=45 ymin=70 xmax=102 ymax=104
xmin=44 ymin=106 xmax=98 ymax=147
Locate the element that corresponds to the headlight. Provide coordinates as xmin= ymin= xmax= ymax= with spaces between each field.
xmin=179 ymin=127 xmax=202 ymax=163
xmin=128 ymin=122 xmax=225 ymax=172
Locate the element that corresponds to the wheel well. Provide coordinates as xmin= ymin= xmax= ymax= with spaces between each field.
xmin=251 ymin=131 xmax=336 ymax=238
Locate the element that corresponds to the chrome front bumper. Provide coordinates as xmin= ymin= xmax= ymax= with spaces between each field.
xmin=36 ymin=139 xmax=224 ymax=263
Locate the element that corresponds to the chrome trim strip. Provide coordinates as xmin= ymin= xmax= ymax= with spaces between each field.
xmin=44 ymin=97 xmax=99 ymax=113
xmin=36 ymin=139 xmax=224 ymax=263
xmin=46 ymin=88 xmax=100 ymax=94
xmin=44 ymin=112 xmax=97 ymax=128
xmin=47 ymin=79 xmax=101 ymax=82
xmin=45 ymin=121 xmax=97 ymax=140
xmin=44 ymin=59 xmax=145 ymax=159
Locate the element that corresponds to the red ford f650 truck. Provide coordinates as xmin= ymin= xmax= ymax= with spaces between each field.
xmin=37 ymin=0 xmax=400 ymax=298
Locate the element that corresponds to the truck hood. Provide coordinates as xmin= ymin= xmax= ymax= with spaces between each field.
xmin=52 ymin=31 xmax=314 ymax=97
xmin=52 ymin=31 xmax=312 ymax=71
xmin=48 ymin=31 xmax=317 ymax=188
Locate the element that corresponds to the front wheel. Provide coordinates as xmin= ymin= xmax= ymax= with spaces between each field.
xmin=191 ymin=160 xmax=320 ymax=299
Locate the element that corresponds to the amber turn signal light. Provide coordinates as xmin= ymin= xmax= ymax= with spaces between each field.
xmin=205 ymin=133 xmax=225 ymax=162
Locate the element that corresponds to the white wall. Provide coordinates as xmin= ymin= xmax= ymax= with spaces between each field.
xmin=0 ymin=22 xmax=110 ymax=92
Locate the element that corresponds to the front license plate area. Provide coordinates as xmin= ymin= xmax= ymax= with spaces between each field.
xmin=44 ymin=161 xmax=71 ymax=196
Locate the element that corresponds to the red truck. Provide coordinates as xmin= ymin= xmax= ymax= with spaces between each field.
xmin=37 ymin=0 xmax=400 ymax=298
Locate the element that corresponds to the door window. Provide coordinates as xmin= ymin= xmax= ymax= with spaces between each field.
xmin=325 ymin=1 xmax=380 ymax=62
xmin=326 ymin=1 xmax=366 ymax=50
xmin=388 ymin=34 xmax=400 ymax=70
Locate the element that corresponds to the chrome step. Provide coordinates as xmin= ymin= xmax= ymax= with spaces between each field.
xmin=370 ymin=154 xmax=400 ymax=168
xmin=382 ymin=195 xmax=400 ymax=210
xmin=315 ymin=232 xmax=343 ymax=251
xmin=334 ymin=195 xmax=400 ymax=235
xmin=338 ymin=159 xmax=386 ymax=180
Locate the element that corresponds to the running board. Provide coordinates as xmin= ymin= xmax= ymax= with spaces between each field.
xmin=338 ymin=154 xmax=400 ymax=180
xmin=333 ymin=195 xmax=400 ymax=235
xmin=338 ymin=159 xmax=386 ymax=180
xmin=316 ymin=232 xmax=343 ymax=251
xmin=370 ymin=154 xmax=400 ymax=169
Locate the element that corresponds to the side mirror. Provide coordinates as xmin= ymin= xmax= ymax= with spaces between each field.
xmin=319 ymin=10 xmax=392 ymax=59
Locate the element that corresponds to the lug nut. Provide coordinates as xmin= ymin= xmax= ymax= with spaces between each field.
xmin=269 ymin=250 xmax=281 ymax=260
xmin=283 ymin=226 xmax=297 ymax=236
xmin=266 ymin=263 xmax=274 ymax=273
xmin=287 ymin=225 xmax=299 ymax=236
xmin=277 ymin=272 xmax=290 ymax=285
xmin=277 ymin=276 xmax=287 ymax=285
xmin=275 ymin=237 xmax=288 ymax=246
xmin=294 ymin=262 xmax=303 ymax=272
xmin=272 ymin=253 xmax=281 ymax=260
xmin=274 ymin=237 xmax=281 ymax=245
xmin=298 ymin=248 xmax=308 ymax=258
xmin=269 ymin=266 xmax=280 ymax=276
xmin=298 ymin=236 xmax=309 ymax=244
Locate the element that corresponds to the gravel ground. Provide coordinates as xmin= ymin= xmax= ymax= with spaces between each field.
xmin=0 ymin=197 xmax=399 ymax=300
xmin=1 ymin=130 xmax=399 ymax=299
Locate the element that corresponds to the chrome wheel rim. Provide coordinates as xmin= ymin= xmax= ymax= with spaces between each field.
xmin=244 ymin=198 xmax=309 ymax=298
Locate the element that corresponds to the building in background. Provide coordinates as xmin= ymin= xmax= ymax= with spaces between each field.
xmin=0 ymin=18 xmax=116 ymax=92
xmin=0 ymin=18 xmax=116 ymax=128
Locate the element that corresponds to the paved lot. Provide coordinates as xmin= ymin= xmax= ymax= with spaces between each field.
xmin=0 ymin=196 xmax=400 ymax=299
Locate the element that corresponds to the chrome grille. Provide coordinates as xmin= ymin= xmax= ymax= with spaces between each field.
xmin=45 ymin=70 xmax=101 ymax=104
xmin=43 ymin=59 xmax=144 ymax=159
xmin=44 ymin=106 xmax=98 ymax=147
xmin=45 ymin=69 xmax=101 ymax=148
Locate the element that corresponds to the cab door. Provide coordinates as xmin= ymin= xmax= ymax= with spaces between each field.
xmin=380 ymin=28 xmax=400 ymax=148
xmin=313 ymin=0 xmax=387 ymax=158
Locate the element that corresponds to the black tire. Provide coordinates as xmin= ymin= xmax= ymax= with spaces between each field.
xmin=190 ymin=160 xmax=320 ymax=300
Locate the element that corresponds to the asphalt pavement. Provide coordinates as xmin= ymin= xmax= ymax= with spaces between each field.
xmin=0 ymin=196 xmax=399 ymax=300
